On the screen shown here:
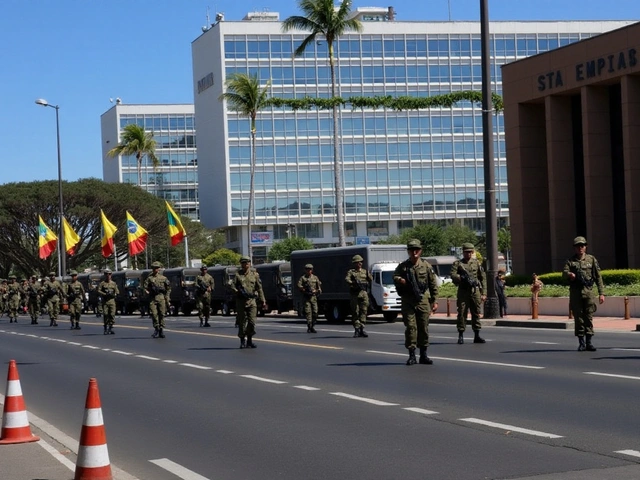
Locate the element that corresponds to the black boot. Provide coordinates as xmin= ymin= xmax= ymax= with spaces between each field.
xmin=457 ymin=332 xmax=464 ymax=344
xmin=49 ymin=320 xmax=54 ymax=327
xmin=74 ymin=322 xmax=81 ymax=330
xmin=247 ymin=336 xmax=257 ymax=348
xmin=310 ymin=325 xmax=317 ymax=333
xmin=203 ymin=319 xmax=211 ymax=327
xmin=359 ymin=326 xmax=368 ymax=338
xmin=577 ymin=336 xmax=586 ymax=351
xmin=473 ymin=331 xmax=486 ymax=344
xmin=307 ymin=325 xmax=312 ymax=333
xmin=200 ymin=318 xmax=203 ymax=327
xmin=109 ymin=326 xmax=115 ymax=335
xmin=159 ymin=328 xmax=165 ymax=338
xmin=419 ymin=346 xmax=433 ymax=365
xmin=53 ymin=321 xmax=58 ymax=327
xmin=406 ymin=347 xmax=417 ymax=366
xmin=240 ymin=337 xmax=246 ymax=348
xmin=152 ymin=328 xmax=159 ymax=338
xmin=586 ymin=334 xmax=597 ymax=351
xmin=353 ymin=328 xmax=360 ymax=338
xmin=103 ymin=326 xmax=108 ymax=335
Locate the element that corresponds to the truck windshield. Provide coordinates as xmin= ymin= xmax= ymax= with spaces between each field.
xmin=125 ymin=279 xmax=140 ymax=288
xmin=282 ymin=274 xmax=292 ymax=286
xmin=381 ymin=271 xmax=395 ymax=287
xmin=184 ymin=275 xmax=196 ymax=285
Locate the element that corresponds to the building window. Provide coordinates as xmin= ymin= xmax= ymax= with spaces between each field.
xmin=367 ymin=221 xmax=388 ymax=237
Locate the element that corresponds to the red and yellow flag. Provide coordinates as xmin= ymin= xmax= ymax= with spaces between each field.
xmin=38 ymin=215 xmax=57 ymax=260
xmin=126 ymin=211 xmax=148 ymax=256
xmin=166 ymin=201 xmax=187 ymax=246
xmin=62 ymin=216 xmax=80 ymax=255
xmin=100 ymin=209 xmax=118 ymax=258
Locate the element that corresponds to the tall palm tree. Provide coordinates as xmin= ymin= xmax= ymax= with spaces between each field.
xmin=219 ymin=72 xmax=271 ymax=262
xmin=282 ymin=0 xmax=362 ymax=247
xmin=107 ymin=124 xmax=159 ymax=187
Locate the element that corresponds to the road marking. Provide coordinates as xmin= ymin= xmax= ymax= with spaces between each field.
xmin=68 ymin=341 xmax=83 ymax=346
xmin=180 ymin=363 xmax=212 ymax=370
xmin=150 ymin=458 xmax=210 ymax=480
xmin=533 ymin=341 xmax=559 ymax=345
xmin=294 ymin=385 xmax=320 ymax=391
xmin=216 ymin=369 xmax=234 ymax=374
xmin=460 ymin=418 xmax=563 ymax=438
xmin=404 ymin=407 xmax=439 ymax=415
xmin=330 ymin=392 xmax=399 ymax=406
xmin=37 ymin=436 xmax=76 ymax=472
xmin=612 ymin=348 xmax=640 ymax=352
xmin=136 ymin=355 xmax=160 ymax=361
xmin=163 ymin=360 xmax=178 ymax=364
xmin=112 ymin=350 xmax=133 ymax=356
xmin=240 ymin=375 xmax=287 ymax=384
xmin=367 ymin=350 xmax=544 ymax=370
xmin=82 ymin=345 xmax=100 ymax=349
xmin=585 ymin=372 xmax=640 ymax=381
xmin=616 ymin=449 xmax=640 ymax=458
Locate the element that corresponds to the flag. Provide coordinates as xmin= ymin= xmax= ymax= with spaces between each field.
xmin=100 ymin=209 xmax=118 ymax=258
xmin=165 ymin=200 xmax=187 ymax=246
xmin=126 ymin=211 xmax=148 ymax=256
xmin=38 ymin=215 xmax=57 ymax=260
xmin=62 ymin=216 xmax=80 ymax=255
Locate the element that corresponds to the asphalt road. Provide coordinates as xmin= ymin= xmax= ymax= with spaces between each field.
xmin=2 ymin=313 xmax=640 ymax=479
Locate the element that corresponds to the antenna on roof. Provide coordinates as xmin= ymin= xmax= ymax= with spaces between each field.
xmin=202 ymin=6 xmax=212 ymax=32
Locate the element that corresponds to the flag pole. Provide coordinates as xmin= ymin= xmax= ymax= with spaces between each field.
xmin=184 ymin=237 xmax=190 ymax=267
xmin=113 ymin=244 xmax=118 ymax=272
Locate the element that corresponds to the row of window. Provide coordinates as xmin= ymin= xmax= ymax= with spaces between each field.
xmin=122 ymin=172 xmax=198 ymax=185
xmin=119 ymin=115 xmax=195 ymax=131
xmin=121 ymin=153 xmax=198 ymax=167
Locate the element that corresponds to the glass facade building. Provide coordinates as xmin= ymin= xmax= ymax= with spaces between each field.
xmin=100 ymin=104 xmax=199 ymax=220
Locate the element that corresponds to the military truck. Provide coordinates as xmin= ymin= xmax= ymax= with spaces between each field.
xmin=423 ymin=256 xmax=458 ymax=286
xmin=255 ymin=261 xmax=293 ymax=315
xmin=207 ymin=265 xmax=237 ymax=316
xmin=290 ymin=245 xmax=407 ymax=323
xmin=164 ymin=267 xmax=200 ymax=316
xmin=112 ymin=270 xmax=146 ymax=315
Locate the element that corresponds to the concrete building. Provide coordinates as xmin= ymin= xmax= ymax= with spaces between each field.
xmin=502 ymin=21 xmax=640 ymax=275
xmin=100 ymin=104 xmax=199 ymax=220
xmin=191 ymin=8 xmax=631 ymax=260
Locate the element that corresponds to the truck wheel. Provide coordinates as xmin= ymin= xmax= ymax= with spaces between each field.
xmin=383 ymin=311 xmax=398 ymax=323
xmin=325 ymin=303 xmax=346 ymax=323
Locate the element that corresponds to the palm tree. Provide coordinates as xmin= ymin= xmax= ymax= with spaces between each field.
xmin=282 ymin=0 xmax=362 ymax=247
xmin=219 ymin=72 xmax=271 ymax=262
xmin=107 ymin=124 xmax=159 ymax=187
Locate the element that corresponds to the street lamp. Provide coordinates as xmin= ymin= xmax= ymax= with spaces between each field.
xmin=35 ymin=98 xmax=66 ymax=277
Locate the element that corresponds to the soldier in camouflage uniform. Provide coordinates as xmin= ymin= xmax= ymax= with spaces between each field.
xmin=98 ymin=269 xmax=119 ymax=335
xmin=195 ymin=265 xmax=215 ymax=327
xmin=0 ymin=279 xmax=7 ymax=318
xmin=297 ymin=264 xmax=322 ymax=333
xmin=345 ymin=254 xmax=373 ymax=338
xmin=67 ymin=271 xmax=85 ymax=330
xmin=25 ymin=275 xmax=43 ymax=324
xmin=7 ymin=275 xmax=22 ymax=323
xmin=394 ymin=239 xmax=439 ymax=365
xmin=232 ymin=256 xmax=266 ymax=348
xmin=562 ymin=236 xmax=605 ymax=351
xmin=144 ymin=261 xmax=171 ymax=338
xmin=42 ymin=272 xmax=63 ymax=326
xmin=451 ymin=243 xmax=487 ymax=345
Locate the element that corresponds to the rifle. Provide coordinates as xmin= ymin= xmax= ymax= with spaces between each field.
xmin=102 ymin=287 xmax=116 ymax=300
xmin=573 ymin=266 xmax=594 ymax=288
xmin=406 ymin=267 xmax=428 ymax=301
xmin=303 ymin=279 xmax=318 ymax=297
xmin=457 ymin=265 xmax=481 ymax=292
xmin=238 ymin=284 xmax=257 ymax=300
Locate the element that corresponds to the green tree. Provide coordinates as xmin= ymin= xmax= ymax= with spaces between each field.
xmin=378 ymin=224 xmax=448 ymax=256
xmin=282 ymin=0 xmax=362 ymax=247
xmin=443 ymin=222 xmax=478 ymax=252
xmin=268 ymin=237 xmax=314 ymax=261
xmin=498 ymin=227 xmax=511 ymax=255
xmin=219 ymin=73 xmax=271 ymax=263
xmin=203 ymin=248 xmax=241 ymax=267
xmin=106 ymin=124 xmax=159 ymax=187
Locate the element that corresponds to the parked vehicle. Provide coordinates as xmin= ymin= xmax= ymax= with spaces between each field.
xmin=290 ymin=245 xmax=407 ymax=323
xmin=112 ymin=270 xmax=146 ymax=315
xmin=255 ymin=261 xmax=293 ymax=315
xmin=423 ymin=255 xmax=458 ymax=286
xmin=77 ymin=272 xmax=103 ymax=314
xmin=207 ymin=265 xmax=238 ymax=316
xmin=164 ymin=267 xmax=200 ymax=316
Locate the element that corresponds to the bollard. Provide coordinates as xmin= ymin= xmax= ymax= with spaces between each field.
xmin=531 ymin=297 xmax=538 ymax=319
xmin=446 ymin=298 xmax=451 ymax=317
xmin=624 ymin=296 xmax=630 ymax=320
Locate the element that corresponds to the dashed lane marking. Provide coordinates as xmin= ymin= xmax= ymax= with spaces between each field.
xmin=136 ymin=355 xmax=160 ymax=361
xmin=180 ymin=363 xmax=212 ymax=370
xmin=294 ymin=385 xmax=321 ymax=391
xmin=616 ymin=450 xmax=640 ymax=458
xmin=330 ymin=392 xmax=399 ymax=406
xmin=216 ymin=369 xmax=234 ymax=374
xmin=112 ymin=350 xmax=134 ymax=355
xmin=533 ymin=341 xmax=559 ymax=345
xmin=404 ymin=407 xmax=439 ymax=415
xmin=367 ymin=350 xmax=544 ymax=370
xmin=585 ymin=372 xmax=640 ymax=381
xmin=150 ymin=458 xmax=210 ymax=480
xmin=240 ymin=374 xmax=287 ymax=384
xmin=460 ymin=418 xmax=563 ymax=438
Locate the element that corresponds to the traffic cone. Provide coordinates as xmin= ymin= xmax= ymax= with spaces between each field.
xmin=74 ymin=378 xmax=112 ymax=480
xmin=0 ymin=359 xmax=40 ymax=444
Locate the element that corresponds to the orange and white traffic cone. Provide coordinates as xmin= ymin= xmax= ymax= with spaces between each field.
xmin=0 ymin=359 xmax=40 ymax=444
xmin=74 ymin=378 xmax=112 ymax=480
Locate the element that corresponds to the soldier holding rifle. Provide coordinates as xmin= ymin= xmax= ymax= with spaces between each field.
xmin=451 ymin=243 xmax=486 ymax=345
xmin=297 ymin=264 xmax=322 ymax=333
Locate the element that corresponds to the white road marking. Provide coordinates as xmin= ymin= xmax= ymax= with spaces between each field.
xmin=111 ymin=350 xmax=134 ymax=356
xmin=533 ymin=341 xmax=559 ymax=345
xmin=330 ymin=392 xmax=399 ymax=406
xmin=136 ymin=355 xmax=160 ymax=361
xmin=404 ymin=407 xmax=439 ymax=415
xmin=102 ymin=348 xmax=112 ymax=351
xmin=612 ymin=348 xmax=640 ymax=352
xmin=460 ymin=418 xmax=563 ymax=438
xmin=367 ymin=350 xmax=544 ymax=370
xmin=585 ymin=372 xmax=640 ymax=381
xmin=37 ymin=437 xmax=76 ymax=472
xmin=83 ymin=345 xmax=100 ymax=349
xmin=240 ymin=375 xmax=287 ymax=384
xmin=216 ymin=369 xmax=234 ymax=374
xmin=163 ymin=360 xmax=178 ymax=364
xmin=294 ymin=385 xmax=321 ymax=391
xmin=180 ymin=363 xmax=212 ymax=370
xmin=150 ymin=458 xmax=210 ymax=479
xmin=616 ymin=449 xmax=640 ymax=458
xmin=67 ymin=341 xmax=82 ymax=346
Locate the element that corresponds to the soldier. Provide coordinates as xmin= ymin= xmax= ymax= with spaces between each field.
xmin=562 ymin=236 xmax=605 ymax=351
xmin=20 ymin=278 xmax=29 ymax=315
xmin=67 ymin=271 xmax=85 ymax=330
xmin=393 ymin=239 xmax=439 ymax=365
xmin=42 ymin=272 xmax=63 ymax=326
xmin=451 ymin=243 xmax=487 ymax=345
xmin=232 ymin=256 xmax=266 ymax=348
xmin=6 ymin=275 xmax=22 ymax=323
xmin=0 ymin=278 xmax=8 ymax=318
xmin=195 ymin=265 xmax=215 ymax=327
xmin=98 ymin=269 xmax=119 ymax=335
xmin=345 ymin=254 xmax=373 ymax=338
xmin=297 ymin=264 xmax=322 ymax=333
xmin=25 ymin=275 xmax=43 ymax=324
xmin=144 ymin=261 xmax=171 ymax=338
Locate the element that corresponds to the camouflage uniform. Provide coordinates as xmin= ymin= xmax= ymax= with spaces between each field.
xmin=25 ymin=276 xmax=43 ymax=324
xmin=67 ymin=272 xmax=85 ymax=330
xmin=42 ymin=273 xmax=64 ymax=326
xmin=233 ymin=257 xmax=266 ymax=348
xmin=451 ymin=243 xmax=486 ymax=344
xmin=144 ymin=262 xmax=171 ymax=338
xmin=345 ymin=255 xmax=373 ymax=338
xmin=6 ymin=277 xmax=22 ymax=323
xmin=297 ymin=264 xmax=322 ymax=333
xmin=0 ymin=280 xmax=8 ymax=317
xmin=195 ymin=267 xmax=215 ymax=327
xmin=98 ymin=270 xmax=119 ymax=334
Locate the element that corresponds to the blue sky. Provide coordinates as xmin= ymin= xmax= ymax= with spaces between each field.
xmin=1 ymin=0 xmax=637 ymax=185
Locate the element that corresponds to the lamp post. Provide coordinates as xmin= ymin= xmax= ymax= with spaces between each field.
xmin=35 ymin=98 xmax=66 ymax=277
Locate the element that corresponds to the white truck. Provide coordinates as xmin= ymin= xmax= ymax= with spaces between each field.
xmin=291 ymin=245 xmax=408 ymax=323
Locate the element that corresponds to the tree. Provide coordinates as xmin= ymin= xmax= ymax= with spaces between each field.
xmin=203 ymin=248 xmax=241 ymax=267
xmin=378 ymin=224 xmax=448 ymax=256
xmin=443 ymin=222 xmax=479 ymax=252
xmin=498 ymin=227 xmax=511 ymax=255
xmin=106 ymin=124 xmax=159 ymax=187
xmin=219 ymin=73 xmax=271 ymax=263
xmin=282 ymin=0 xmax=362 ymax=248
xmin=268 ymin=237 xmax=314 ymax=261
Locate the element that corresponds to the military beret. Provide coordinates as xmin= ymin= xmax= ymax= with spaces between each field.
xmin=352 ymin=255 xmax=364 ymax=262
xmin=151 ymin=261 xmax=163 ymax=268
xmin=48 ymin=272 xmax=56 ymax=276
xmin=104 ymin=269 xmax=112 ymax=274
xmin=240 ymin=256 xmax=251 ymax=263
xmin=305 ymin=264 xmax=314 ymax=269
xmin=573 ymin=236 xmax=587 ymax=246
xmin=69 ymin=270 xmax=78 ymax=276
xmin=462 ymin=243 xmax=475 ymax=251
xmin=407 ymin=239 xmax=422 ymax=249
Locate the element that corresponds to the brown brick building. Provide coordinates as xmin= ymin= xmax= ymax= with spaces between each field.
xmin=502 ymin=22 xmax=640 ymax=275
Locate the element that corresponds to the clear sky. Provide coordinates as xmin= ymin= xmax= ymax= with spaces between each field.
xmin=1 ymin=0 xmax=637 ymax=185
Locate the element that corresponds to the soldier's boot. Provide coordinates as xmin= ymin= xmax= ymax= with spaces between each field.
xmin=70 ymin=320 xmax=75 ymax=329
xmin=74 ymin=322 xmax=81 ymax=330
xmin=204 ymin=317 xmax=211 ymax=327
xmin=353 ymin=328 xmax=360 ymax=338
xmin=247 ymin=336 xmax=257 ymax=348
xmin=577 ymin=336 xmax=586 ymax=351
xmin=406 ymin=347 xmax=417 ymax=366
xmin=473 ymin=331 xmax=486 ymax=344
xmin=240 ymin=337 xmax=246 ymax=349
xmin=199 ymin=318 xmax=204 ymax=327
xmin=49 ymin=319 xmax=54 ymax=327
xmin=109 ymin=325 xmax=115 ymax=335
xmin=159 ymin=328 xmax=165 ymax=339
xmin=152 ymin=328 xmax=159 ymax=338
xmin=9 ymin=318 xmax=13 ymax=323
xmin=103 ymin=325 xmax=109 ymax=335
xmin=586 ymin=334 xmax=597 ymax=351
xmin=457 ymin=332 xmax=464 ymax=344
xmin=310 ymin=324 xmax=317 ymax=333
xmin=307 ymin=325 xmax=312 ymax=333
xmin=53 ymin=320 xmax=58 ymax=327
xmin=359 ymin=326 xmax=368 ymax=338
xmin=418 ymin=346 xmax=433 ymax=365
